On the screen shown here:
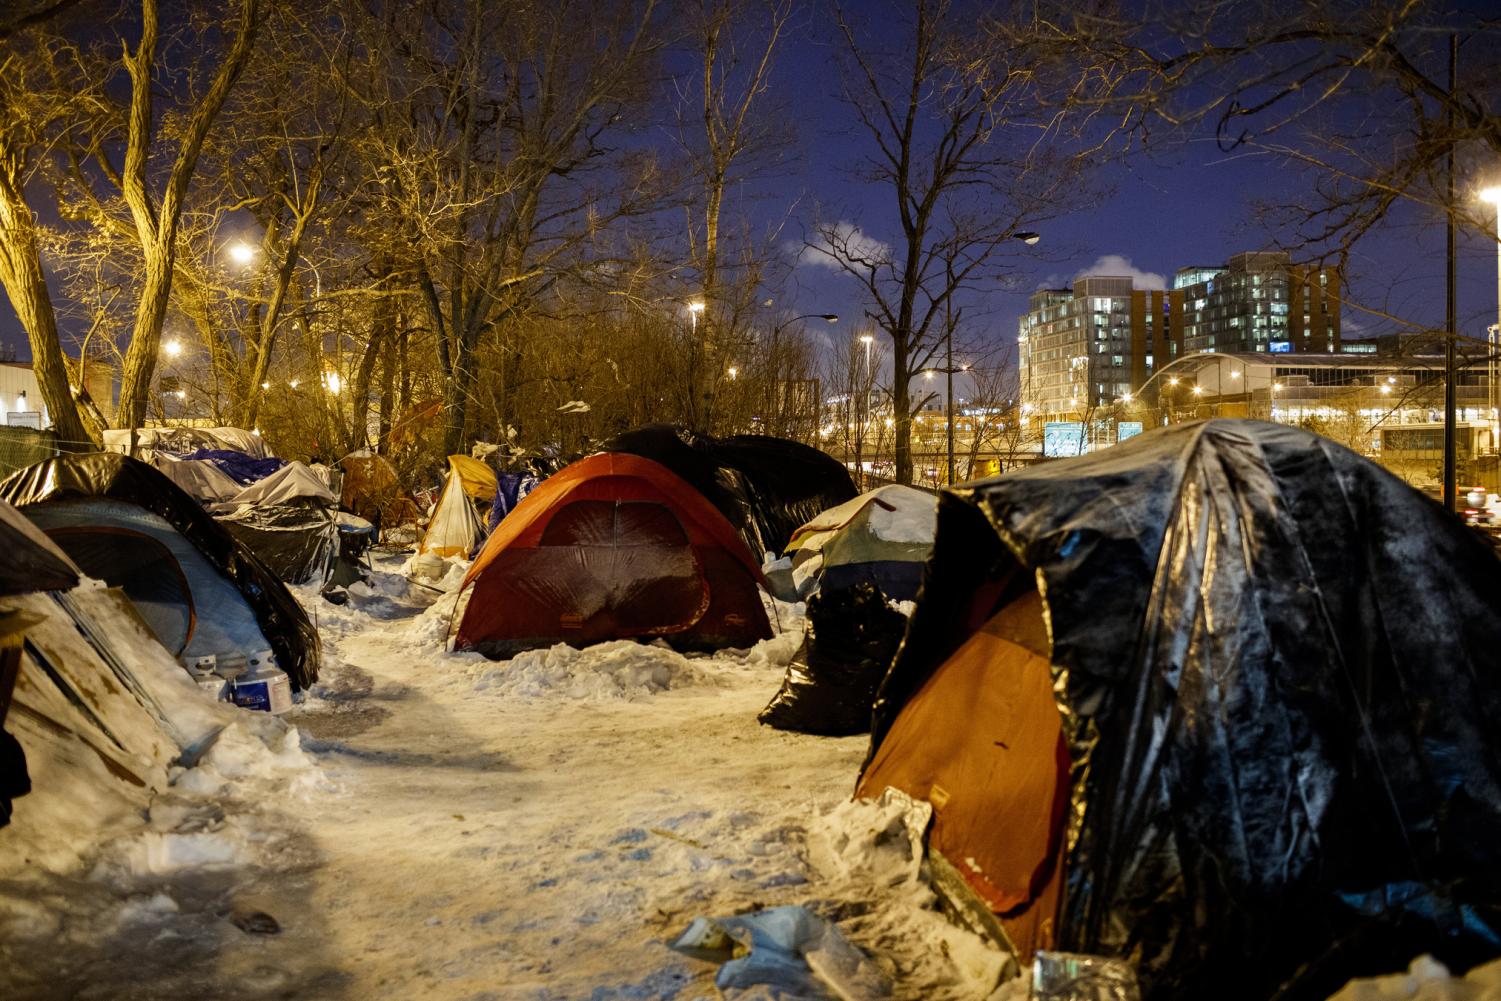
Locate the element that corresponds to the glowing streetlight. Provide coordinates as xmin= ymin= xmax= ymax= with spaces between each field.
xmin=1230 ymin=370 xmax=1241 ymax=379
xmin=227 ymin=242 xmax=257 ymax=265
xmin=1380 ymin=384 xmax=1392 ymax=395
xmin=324 ymin=371 xmax=342 ymax=395
xmin=261 ymin=381 xmax=271 ymax=390
xmin=727 ymin=366 xmax=738 ymax=380
xmin=289 ymin=379 xmax=300 ymax=389
xmin=1191 ymin=385 xmax=1204 ymax=396
xmin=163 ymin=338 xmax=183 ymax=358
xmin=1481 ymin=187 xmax=1501 ymax=452
xmin=1168 ymin=376 xmax=1179 ymax=386
xmin=1120 ymin=392 xmax=1132 ymax=403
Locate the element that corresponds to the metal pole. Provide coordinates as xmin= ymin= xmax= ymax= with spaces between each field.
xmin=1444 ymin=33 xmax=1458 ymax=513
xmin=946 ymin=325 xmax=956 ymax=485
xmin=1493 ymin=201 xmax=1500 ymax=458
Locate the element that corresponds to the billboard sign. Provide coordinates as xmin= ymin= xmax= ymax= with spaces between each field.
xmin=1117 ymin=421 xmax=1144 ymax=442
xmin=1044 ymin=421 xmax=1085 ymax=457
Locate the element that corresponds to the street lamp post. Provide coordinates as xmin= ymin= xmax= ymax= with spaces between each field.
xmin=859 ymin=334 xmax=874 ymax=487
xmin=768 ymin=313 xmax=838 ymax=437
xmin=1480 ymin=188 xmax=1501 ymax=458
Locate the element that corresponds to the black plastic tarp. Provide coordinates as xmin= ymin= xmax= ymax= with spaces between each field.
xmin=602 ymin=425 xmax=856 ymax=557
xmin=218 ymin=502 xmax=337 ymax=585
xmin=759 ymin=583 xmax=907 ymax=736
xmin=0 ymin=452 xmax=320 ymax=691
xmin=866 ymin=419 xmax=1501 ymax=999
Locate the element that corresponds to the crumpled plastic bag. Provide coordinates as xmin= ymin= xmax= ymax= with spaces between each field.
xmin=671 ymin=904 xmax=891 ymax=1000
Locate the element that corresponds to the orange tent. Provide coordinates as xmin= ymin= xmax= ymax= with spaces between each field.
xmin=454 ymin=453 xmax=772 ymax=656
xmin=857 ymin=587 xmax=1067 ymax=961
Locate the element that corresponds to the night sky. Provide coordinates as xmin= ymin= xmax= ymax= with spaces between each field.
xmin=4 ymin=8 xmax=1498 ymax=388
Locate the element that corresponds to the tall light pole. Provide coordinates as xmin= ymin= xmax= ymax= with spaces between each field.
xmin=768 ymin=313 xmax=837 ymax=438
xmin=688 ymin=300 xmax=707 ymax=429
xmin=1480 ymin=187 xmax=1501 ymax=459
xmin=860 ymin=333 xmax=874 ymax=487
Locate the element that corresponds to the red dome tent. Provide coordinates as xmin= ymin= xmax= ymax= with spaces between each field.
xmin=454 ymin=453 xmax=772 ymax=656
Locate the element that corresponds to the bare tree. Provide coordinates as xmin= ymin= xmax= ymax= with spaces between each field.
xmin=678 ymin=0 xmax=793 ymax=429
xmin=60 ymin=0 xmax=266 ymax=430
xmin=0 ymin=23 xmax=95 ymax=444
xmin=812 ymin=0 xmax=1081 ymax=483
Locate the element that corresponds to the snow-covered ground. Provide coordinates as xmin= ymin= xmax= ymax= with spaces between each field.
xmin=3 ymin=557 xmax=1495 ymax=1000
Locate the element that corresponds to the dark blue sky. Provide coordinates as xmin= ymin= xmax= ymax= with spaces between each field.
xmin=760 ymin=17 xmax=1500 ymax=375
xmin=4 ymin=9 xmax=1497 ymax=378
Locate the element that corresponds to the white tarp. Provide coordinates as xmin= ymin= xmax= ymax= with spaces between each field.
xmin=222 ymin=461 xmax=337 ymax=508
xmin=103 ymin=427 xmax=270 ymax=460
xmin=418 ymin=472 xmax=483 ymax=558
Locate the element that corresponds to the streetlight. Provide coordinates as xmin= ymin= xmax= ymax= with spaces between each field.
xmin=727 ymin=366 xmax=738 ymax=380
xmin=163 ymin=338 xmax=183 ymax=358
xmin=858 ymin=334 xmax=875 ymax=485
xmin=1482 ymin=187 xmax=1501 ymax=456
xmin=227 ymin=242 xmax=257 ymax=265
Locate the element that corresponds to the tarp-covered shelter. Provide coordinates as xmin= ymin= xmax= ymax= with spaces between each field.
xmin=601 ymin=425 xmax=857 ymax=557
xmin=759 ymin=583 xmax=907 ymax=736
xmin=784 ymin=484 xmax=936 ymax=600
xmin=858 ymin=420 xmax=1501 ymax=1000
xmin=214 ymin=461 xmax=340 ymax=583
xmin=340 ymin=451 xmax=419 ymax=530
xmin=419 ymin=455 xmax=497 ymax=558
xmin=455 ymin=452 xmax=772 ymax=656
xmin=154 ymin=455 xmax=243 ymax=503
xmin=102 ymin=426 xmax=268 ymax=460
xmin=0 ymin=453 xmax=319 ymax=690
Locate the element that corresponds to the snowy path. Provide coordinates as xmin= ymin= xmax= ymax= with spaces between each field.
xmin=277 ymin=611 xmax=871 ymax=1000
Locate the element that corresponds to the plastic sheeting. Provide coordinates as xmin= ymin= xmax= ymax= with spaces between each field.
xmin=0 ymin=498 xmax=78 ymax=596
xmin=759 ymin=583 xmax=908 ymax=736
xmin=601 ymin=425 xmax=857 ymax=557
xmin=102 ymin=426 xmax=269 ymax=460
xmin=153 ymin=457 xmax=243 ymax=502
xmin=865 ymin=420 xmax=1501 ymax=1000
xmin=0 ymin=452 xmax=319 ymax=691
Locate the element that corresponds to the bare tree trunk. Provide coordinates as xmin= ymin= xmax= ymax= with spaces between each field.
xmin=0 ymin=171 xmax=93 ymax=445
xmin=115 ymin=0 xmax=261 ymax=429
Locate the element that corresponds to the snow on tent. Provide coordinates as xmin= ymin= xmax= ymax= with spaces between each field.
xmin=0 ymin=499 xmax=80 ymax=825
xmin=0 ymin=453 xmax=319 ymax=691
xmin=857 ymin=420 xmax=1501 ymax=1000
xmin=454 ymin=452 xmax=773 ymax=656
xmin=419 ymin=455 xmax=497 ymax=558
xmin=784 ymin=484 xmax=937 ymax=600
xmin=601 ymin=425 xmax=857 ymax=557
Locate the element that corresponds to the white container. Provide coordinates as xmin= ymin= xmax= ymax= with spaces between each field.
xmin=194 ymin=675 xmax=228 ymax=701
xmin=214 ymin=653 xmax=249 ymax=682
xmin=247 ymin=649 xmax=278 ymax=672
xmin=183 ymin=654 xmax=217 ymax=677
xmin=230 ymin=667 xmax=292 ymax=715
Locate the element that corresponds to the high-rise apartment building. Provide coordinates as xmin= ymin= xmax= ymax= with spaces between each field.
xmin=1175 ymin=251 xmax=1340 ymax=355
xmin=1018 ymin=277 xmax=1182 ymax=420
xmin=1019 ymin=251 xmax=1341 ymax=418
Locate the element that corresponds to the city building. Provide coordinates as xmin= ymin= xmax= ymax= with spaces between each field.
xmin=1019 ymin=251 xmax=1343 ymax=420
xmin=1174 ymin=251 xmax=1340 ymax=355
xmin=1017 ymin=277 xmax=1182 ymax=421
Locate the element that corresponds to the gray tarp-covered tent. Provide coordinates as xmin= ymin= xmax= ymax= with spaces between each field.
xmin=860 ymin=419 xmax=1501 ymax=1000
xmin=0 ymin=453 xmax=319 ymax=690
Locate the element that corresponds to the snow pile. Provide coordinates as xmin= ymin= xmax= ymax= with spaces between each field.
xmin=806 ymin=790 xmax=1019 ymax=999
xmin=470 ymin=639 xmax=710 ymax=700
xmin=867 ymin=490 xmax=937 ymax=544
xmin=1328 ymin=955 xmax=1501 ymax=1000
xmin=171 ymin=717 xmax=328 ymax=800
